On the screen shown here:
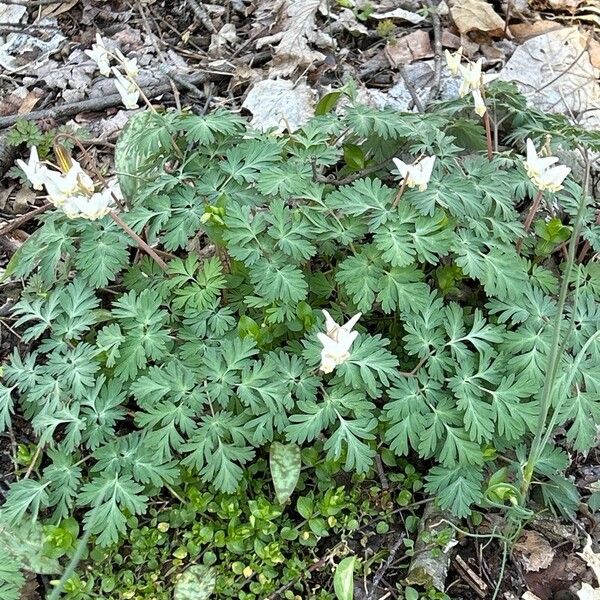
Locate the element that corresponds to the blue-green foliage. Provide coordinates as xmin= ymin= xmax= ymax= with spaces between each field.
xmin=2 ymin=83 xmax=600 ymax=550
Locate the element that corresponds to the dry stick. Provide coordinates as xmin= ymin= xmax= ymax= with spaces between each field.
xmin=0 ymin=202 xmax=52 ymax=237
xmin=110 ymin=211 xmax=168 ymax=271
xmin=425 ymin=0 xmax=443 ymax=105
xmin=0 ymin=72 xmax=212 ymax=129
xmin=375 ymin=454 xmax=389 ymax=490
xmin=187 ymin=0 xmax=217 ymax=33
xmin=397 ymin=64 xmax=424 ymax=113
xmin=516 ymin=188 xmax=544 ymax=252
xmin=0 ymin=0 xmax=65 ymax=5
xmin=391 ymin=179 xmax=407 ymax=210
xmin=365 ymin=535 xmax=406 ymax=600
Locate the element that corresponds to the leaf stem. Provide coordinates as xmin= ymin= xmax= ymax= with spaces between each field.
xmin=516 ymin=188 xmax=544 ymax=252
xmin=520 ymin=157 xmax=590 ymax=501
xmin=109 ymin=211 xmax=168 ymax=270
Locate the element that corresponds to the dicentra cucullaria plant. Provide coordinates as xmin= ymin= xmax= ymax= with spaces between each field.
xmin=1 ymin=48 xmax=600 ymax=597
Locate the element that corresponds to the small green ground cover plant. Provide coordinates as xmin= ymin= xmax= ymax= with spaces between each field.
xmin=1 ymin=74 xmax=600 ymax=598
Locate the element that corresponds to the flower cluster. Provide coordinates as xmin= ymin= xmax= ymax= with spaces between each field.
xmin=17 ymin=146 xmax=119 ymax=220
xmin=392 ymin=155 xmax=436 ymax=191
xmin=524 ymin=138 xmax=571 ymax=192
xmin=317 ymin=310 xmax=361 ymax=373
xmin=85 ymin=34 xmax=140 ymax=109
xmin=445 ymin=47 xmax=488 ymax=117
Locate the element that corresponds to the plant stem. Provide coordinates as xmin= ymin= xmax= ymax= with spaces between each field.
xmin=520 ymin=159 xmax=590 ymax=500
xmin=516 ymin=188 xmax=544 ymax=253
xmin=483 ymin=111 xmax=493 ymax=160
xmin=110 ymin=211 xmax=168 ymax=270
xmin=391 ymin=179 xmax=407 ymax=209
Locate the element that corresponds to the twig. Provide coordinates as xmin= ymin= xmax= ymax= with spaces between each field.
xmin=397 ymin=63 xmax=424 ymax=113
xmin=366 ymin=535 xmax=406 ymax=600
xmin=0 ymin=0 xmax=66 ymax=5
xmin=311 ymin=159 xmax=390 ymax=187
xmin=375 ymin=454 xmax=389 ymax=490
xmin=425 ymin=0 xmax=443 ymax=105
xmin=0 ymin=73 xmax=212 ymax=129
xmin=0 ymin=202 xmax=52 ymax=237
xmin=110 ymin=211 xmax=168 ymax=271
xmin=503 ymin=0 xmax=511 ymax=36
xmin=187 ymin=0 xmax=217 ymax=33
xmin=391 ymin=179 xmax=407 ymax=210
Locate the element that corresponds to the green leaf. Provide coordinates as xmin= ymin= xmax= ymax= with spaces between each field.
xmin=174 ymin=565 xmax=216 ymax=600
xmin=315 ymin=91 xmax=342 ymax=115
xmin=425 ymin=466 xmax=483 ymax=518
xmin=0 ymin=521 xmax=60 ymax=575
xmin=269 ymin=442 xmax=301 ymax=504
xmin=343 ymin=144 xmax=365 ymax=170
xmin=334 ymin=556 xmax=356 ymax=600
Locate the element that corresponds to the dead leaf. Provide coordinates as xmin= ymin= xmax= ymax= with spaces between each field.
xmin=498 ymin=26 xmax=600 ymax=128
xmin=331 ymin=8 xmax=369 ymax=35
xmin=0 ymin=2 xmax=26 ymax=27
xmin=509 ymin=20 xmax=564 ymax=42
xmin=256 ymin=0 xmax=333 ymax=77
xmin=449 ymin=0 xmax=506 ymax=38
xmin=514 ymin=531 xmax=555 ymax=573
xmin=371 ymin=7 xmax=425 ymax=24
xmin=441 ymin=30 xmax=462 ymax=49
xmin=209 ymin=23 xmax=238 ymax=57
xmin=13 ymin=187 xmax=36 ymax=213
xmin=522 ymin=593 xmax=543 ymax=600
xmin=17 ymin=90 xmax=42 ymax=115
xmin=0 ymin=28 xmax=66 ymax=72
xmin=242 ymin=78 xmax=315 ymax=132
xmin=547 ymin=0 xmax=584 ymax=9
xmin=385 ymin=30 xmax=433 ymax=66
xmin=589 ymin=37 xmax=600 ymax=69
xmin=579 ymin=536 xmax=600 ymax=585
xmin=39 ymin=0 xmax=79 ymax=19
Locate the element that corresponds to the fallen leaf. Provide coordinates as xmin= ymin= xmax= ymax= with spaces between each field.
xmin=547 ymin=0 xmax=584 ymax=9
xmin=498 ymin=26 xmax=600 ymax=128
xmin=449 ymin=0 xmax=506 ymax=37
xmin=0 ymin=28 xmax=66 ymax=72
xmin=242 ymin=78 xmax=315 ymax=132
xmin=0 ymin=2 xmax=26 ymax=27
xmin=579 ymin=536 xmax=600 ymax=585
xmin=522 ymin=593 xmax=543 ymax=600
xmin=509 ymin=20 xmax=563 ymax=42
xmin=385 ymin=30 xmax=433 ymax=66
xmin=514 ymin=531 xmax=555 ymax=572
xmin=332 ymin=8 xmax=368 ymax=35
xmin=590 ymin=38 xmax=600 ymax=69
xmin=17 ymin=90 xmax=42 ymax=115
xmin=209 ymin=23 xmax=238 ymax=57
xmin=39 ymin=0 xmax=79 ymax=18
xmin=13 ymin=186 xmax=36 ymax=213
xmin=371 ymin=7 xmax=425 ymax=24
xmin=256 ymin=0 xmax=334 ymax=77
xmin=441 ymin=29 xmax=462 ymax=49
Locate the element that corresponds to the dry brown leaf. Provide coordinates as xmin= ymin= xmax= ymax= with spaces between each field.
xmin=371 ymin=7 xmax=425 ymax=24
xmin=17 ymin=90 xmax=42 ymax=115
xmin=441 ymin=29 xmax=462 ymax=49
xmin=514 ymin=531 xmax=555 ymax=573
xmin=39 ymin=0 xmax=78 ymax=19
xmin=589 ymin=37 xmax=600 ymax=69
xmin=385 ymin=30 xmax=433 ymax=66
xmin=256 ymin=0 xmax=333 ymax=77
xmin=509 ymin=20 xmax=564 ymax=42
xmin=450 ymin=0 xmax=506 ymax=37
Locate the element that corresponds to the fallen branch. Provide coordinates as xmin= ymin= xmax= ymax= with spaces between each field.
xmin=0 ymin=203 xmax=52 ymax=237
xmin=0 ymin=73 xmax=213 ymax=129
xmin=425 ymin=0 xmax=443 ymax=105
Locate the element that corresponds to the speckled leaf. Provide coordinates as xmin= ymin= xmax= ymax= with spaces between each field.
xmin=334 ymin=556 xmax=356 ymax=600
xmin=174 ymin=565 xmax=216 ymax=600
xmin=269 ymin=442 xmax=301 ymax=505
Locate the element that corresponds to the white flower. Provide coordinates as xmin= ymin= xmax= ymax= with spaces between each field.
xmin=112 ymin=67 xmax=139 ymax=110
xmin=16 ymin=146 xmax=47 ymax=190
xmin=114 ymin=48 xmax=139 ymax=78
xmin=61 ymin=185 xmax=117 ymax=220
xmin=85 ymin=33 xmax=111 ymax=77
xmin=524 ymin=138 xmax=571 ymax=192
xmin=392 ymin=155 xmax=436 ymax=192
xmin=41 ymin=160 xmax=95 ymax=206
xmin=472 ymin=88 xmax=486 ymax=117
xmin=445 ymin=46 xmax=462 ymax=75
xmin=317 ymin=309 xmax=361 ymax=374
xmin=458 ymin=59 xmax=482 ymax=97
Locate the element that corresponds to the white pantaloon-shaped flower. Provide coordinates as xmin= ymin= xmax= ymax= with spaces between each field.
xmin=317 ymin=310 xmax=361 ymax=373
